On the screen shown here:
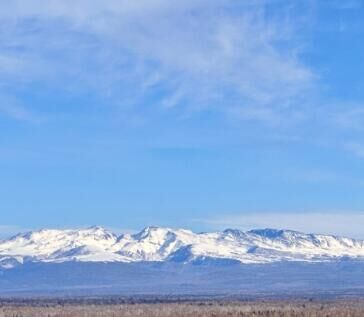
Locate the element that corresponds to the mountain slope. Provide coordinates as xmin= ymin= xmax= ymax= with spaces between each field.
xmin=1 ymin=226 xmax=364 ymax=268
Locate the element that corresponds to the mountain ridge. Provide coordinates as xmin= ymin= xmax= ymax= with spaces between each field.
xmin=1 ymin=226 xmax=364 ymax=269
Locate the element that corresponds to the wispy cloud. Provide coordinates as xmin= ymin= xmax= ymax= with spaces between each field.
xmin=331 ymin=0 xmax=362 ymax=10
xmin=344 ymin=142 xmax=364 ymax=159
xmin=0 ymin=0 xmax=314 ymax=124
xmin=196 ymin=212 xmax=364 ymax=238
xmin=0 ymin=94 xmax=44 ymax=122
xmin=332 ymin=105 xmax=364 ymax=130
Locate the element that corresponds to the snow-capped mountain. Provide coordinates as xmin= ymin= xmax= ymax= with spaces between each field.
xmin=1 ymin=226 xmax=364 ymax=269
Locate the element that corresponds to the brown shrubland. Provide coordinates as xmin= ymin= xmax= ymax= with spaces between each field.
xmin=1 ymin=300 xmax=364 ymax=317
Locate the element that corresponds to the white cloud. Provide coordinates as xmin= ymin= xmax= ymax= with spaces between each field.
xmin=0 ymin=94 xmax=44 ymax=122
xmin=196 ymin=212 xmax=364 ymax=239
xmin=332 ymin=105 xmax=364 ymax=130
xmin=0 ymin=0 xmax=314 ymax=123
xmin=331 ymin=0 xmax=362 ymax=10
xmin=344 ymin=142 xmax=364 ymax=159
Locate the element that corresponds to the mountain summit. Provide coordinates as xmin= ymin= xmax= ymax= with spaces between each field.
xmin=1 ymin=226 xmax=364 ymax=269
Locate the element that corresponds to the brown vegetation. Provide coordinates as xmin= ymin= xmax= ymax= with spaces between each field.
xmin=1 ymin=300 xmax=364 ymax=317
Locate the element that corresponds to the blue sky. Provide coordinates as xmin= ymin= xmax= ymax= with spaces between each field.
xmin=2 ymin=0 xmax=364 ymax=237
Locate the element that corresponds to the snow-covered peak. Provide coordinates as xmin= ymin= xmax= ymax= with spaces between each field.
xmin=10 ymin=226 xmax=117 ymax=246
xmin=132 ymin=226 xmax=173 ymax=240
xmin=248 ymin=228 xmax=294 ymax=238
xmin=1 ymin=226 xmax=364 ymax=268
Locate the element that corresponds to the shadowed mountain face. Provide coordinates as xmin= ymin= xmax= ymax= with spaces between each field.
xmin=1 ymin=226 xmax=364 ymax=269
xmin=2 ymin=261 xmax=364 ymax=296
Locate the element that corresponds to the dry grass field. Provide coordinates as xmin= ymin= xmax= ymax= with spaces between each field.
xmin=1 ymin=299 xmax=364 ymax=317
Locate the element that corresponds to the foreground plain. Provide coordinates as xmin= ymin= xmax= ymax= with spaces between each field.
xmin=2 ymin=300 xmax=364 ymax=317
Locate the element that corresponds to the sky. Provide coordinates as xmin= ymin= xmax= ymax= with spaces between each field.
xmin=1 ymin=0 xmax=364 ymax=238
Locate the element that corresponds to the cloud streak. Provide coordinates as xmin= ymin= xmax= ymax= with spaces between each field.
xmin=0 ymin=94 xmax=44 ymax=122
xmin=0 ymin=0 xmax=314 ymax=123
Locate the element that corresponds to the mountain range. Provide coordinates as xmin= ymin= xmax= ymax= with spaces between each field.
xmin=1 ymin=226 xmax=364 ymax=269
